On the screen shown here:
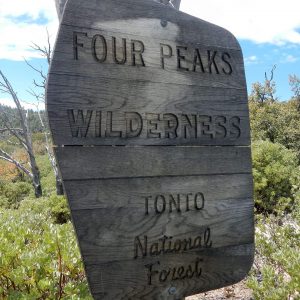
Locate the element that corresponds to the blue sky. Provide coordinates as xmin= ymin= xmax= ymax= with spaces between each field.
xmin=0 ymin=0 xmax=299 ymax=109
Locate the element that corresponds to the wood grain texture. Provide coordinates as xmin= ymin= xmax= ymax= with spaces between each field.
xmin=48 ymin=0 xmax=248 ymax=147
xmin=85 ymin=245 xmax=254 ymax=299
xmin=64 ymin=173 xmax=253 ymax=299
xmin=65 ymin=173 xmax=253 ymax=210
xmin=55 ymin=146 xmax=252 ymax=180
xmin=55 ymin=0 xmax=67 ymax=20
xmin=55 ymin=0 xmax=182 ymax=21
xmin=47 ymin=0 xmax=254 ymax=298
xmin=71 ymin=198 xmax=253 ymax=262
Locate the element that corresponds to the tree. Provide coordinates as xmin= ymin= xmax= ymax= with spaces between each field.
xmin=0 ymin=71 xmax=42 ymax=197
xmin=24 ymin=34 xmax=64 ymax=195
xmin=249 ymin=70 xmax=300 ymax=159
xmin=249 ymin=65 xmax=277 ymax=104
xmin=252 ymin=140 xmax=299 ymax=214
xmin=289 ymin=74 xmax=300 ymax=111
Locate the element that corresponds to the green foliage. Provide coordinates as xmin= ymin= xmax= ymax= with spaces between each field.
xmin=36 ymin=154 xmax=57 ymax=196
xmin=0 ymin=181 xmax=32 ymax=209
xmin=252 ymin=140 xmax=300 ymax=214
xmin=249 ymin=99 xmax=300 ymax=159
xmin=0 ymin=198 xmax=92 ymax=299
xmin=247 ymin=212 xmax=300 ymax=300
xmin=0 ymin=104 xmax=45 ymax=133
xmin=289 ymin=74 xmax=300 ymax=110
xmin=48 ymin=194 xmax=71 ymax=224
xmin=0 ymin=71 xmax=299 ymax=298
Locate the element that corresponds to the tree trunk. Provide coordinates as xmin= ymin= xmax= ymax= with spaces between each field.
xmin=56 ymin=176 xmax=64 ymax=195
xmin=28 ymin=151 xmax=43 ymax=198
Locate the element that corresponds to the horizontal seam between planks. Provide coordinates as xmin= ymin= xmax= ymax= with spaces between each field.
xmin=53 ymin=145 xmax=251 ymax=148
xmin=82 ymin=242 xmax=255 ymax=266
xmin=62 ymin=172 xmax=252 ymax=182
xmin=48 ymin=71 xmax=246 ymax=90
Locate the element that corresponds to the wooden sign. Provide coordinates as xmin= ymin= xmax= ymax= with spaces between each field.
xmin=47 ymin=0 xmax=254 ymax=299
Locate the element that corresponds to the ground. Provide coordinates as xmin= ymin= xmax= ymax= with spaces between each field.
xmin=187 ymin=280 xmax=253 ymax=300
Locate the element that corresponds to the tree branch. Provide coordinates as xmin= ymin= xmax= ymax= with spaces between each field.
xmin=0 ymin=149 xmax=33 ymax=178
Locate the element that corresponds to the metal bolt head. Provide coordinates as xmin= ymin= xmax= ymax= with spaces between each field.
xmin=169 ymin=286 xmax=176 ymax=295
xmin=161 ymin=19 xmax=168 ymax=27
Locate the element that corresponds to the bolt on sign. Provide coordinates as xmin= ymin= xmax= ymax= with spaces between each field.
xmin=47 ymin=0 xmax=254 ymax=299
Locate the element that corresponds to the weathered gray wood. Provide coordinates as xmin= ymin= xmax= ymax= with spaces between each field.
xmin=171 ymin=0 xmax=181 ymax=10
xmin=70 ymin=198 xmax=253 ymax=262
xmin=47 ymin=0 xmax=254 ymax=298
xmin=54 ymin=0 xmax=66 ymax=20
xmin=85 ymin=244 xmax=254 ymax=299
xmin=55 ymin=0 xmax=181 ymax=20
xmin=55 ymin=146 xmax=251 ymax=180
xmin=65 ymin=173 xmax=253 ymax=210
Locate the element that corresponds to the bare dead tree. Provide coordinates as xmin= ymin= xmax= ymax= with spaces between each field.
xmin=0 ymin=71 xmax=42 ymax=197
xmin=250 ymin=65 xmax=277 ymax=103
xmin=264 ymin=65 xmax=277 ymax=102
xmin=25 ymin=31 xmax=64 ymax=195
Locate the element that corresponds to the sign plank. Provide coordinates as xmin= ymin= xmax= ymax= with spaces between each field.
xmin=47 ymin=0 xmax=254 ymax=299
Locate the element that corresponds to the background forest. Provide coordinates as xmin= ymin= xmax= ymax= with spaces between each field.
xmin=0 ymin=68 xmax=299 ymax=299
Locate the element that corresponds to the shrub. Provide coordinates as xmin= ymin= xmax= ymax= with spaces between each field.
xmin=0 ymin=181 xmax=32 ymax=209
xmin=0 ymin=199 xmax=92 ymax=299
xmin=252 ymin=140 xmax=300 ymax=214
xmin=247 ymin=212 xmax=300 ymax=299
xmin=249 ymin=99 xmax=300 ymax=159
xmin=48 ymin=193 xmax=71 ymax=224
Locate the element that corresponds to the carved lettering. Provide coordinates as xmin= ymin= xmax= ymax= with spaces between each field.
xmin=194 ymin=192 xmax=205 ymax=210
xmin=112 ymin=36 xmax=127 ymax=64
xmin=131 ymin=40 xmax=146 ymax=67
xmin=145 ymin=257 xmax=203 ymax=285
xmin=199 ymin=115 xmax=214 ymax=138
xmin=73 ymin=31 xmax=87 ymax=60
xmin=207 ymin=50 xmax=220 ymax=74
xmin=125 ymin=112 xmax=143 ymax=138
xmin=134 ymin=236 xmax=147 ymax=259
xmin=229 ymin=116 xmax=241 ymax=139
xmin=154 ymin=195 xmax=166 ymax=214
xmin=146 ymin=113 xmax=161 ymax=138
xmin=169 ymin=194 xmax=181 ymax=213
xmin=134 ymin=228 xmax=212 ymax=259
xmin=95 ymin=110 xmax=102 ymax=138
xmin=160 ymin=43 xmax=173 ymax=69
xmin=193 ymin=48 xmax=205 ymax=73
xmin=67 ymin=109 xmax=92 ymax=137
xmin=163 ymin=113 xmax=178 ymax=139
xmin=176 ymin=46 xmax=189 ymax=71
xmin=144 ymin=192 xmax=205 ymax=215
xmin=92 ymin=34 xmax=107 ymax=63
xmin=222 ymin=52 xmax=233 ymax=75
xmin=72 ymin=31 xmax=234 ymax=75
xmin=105 ymin=111 xmax=122 ymax=137
xmin=67 ymin=110 xmax=242 ymax=141
xmin=215 ymin=116 xmax=227 ymax=138
xmin=181 ymin=114 xmax=197 ymax=139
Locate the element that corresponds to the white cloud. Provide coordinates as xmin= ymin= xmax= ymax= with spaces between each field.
xmin=245 ymin=55 xmax=259 ymax=65
xmin=1 ymin=0 xmax=300 ymax=61
xmin=180 ymin=0 xmax=300 ymax=45
xmin=281 ymin=54 xmax=299 ymax=63
xmin=0 ymin=0 xmax=58 ymax=61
